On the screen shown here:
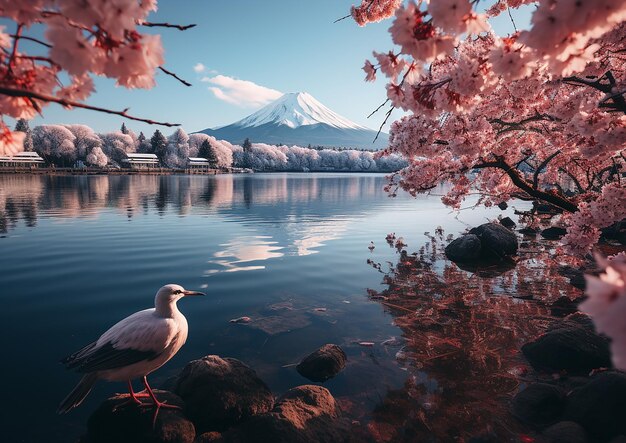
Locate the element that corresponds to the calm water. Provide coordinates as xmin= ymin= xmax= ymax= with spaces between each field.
xmin=0 ymin=173 xmax=520 ymax=442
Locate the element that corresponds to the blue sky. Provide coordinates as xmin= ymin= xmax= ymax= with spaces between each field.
xmin=21 ymin=1 xmax=530 ymax=137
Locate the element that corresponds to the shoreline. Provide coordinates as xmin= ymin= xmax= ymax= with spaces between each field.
xmin=0 ymin=167 xmax=397 ymax=176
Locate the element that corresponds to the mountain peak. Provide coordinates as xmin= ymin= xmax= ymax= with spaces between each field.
xmin=232 ymin=92 xmax=369 ymax=130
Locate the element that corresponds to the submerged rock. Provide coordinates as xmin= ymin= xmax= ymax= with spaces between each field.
xmin=469 ymin=223 xmax=518 ymax=258
xmin=296 ymin=344 xmax=347 ymax=382
xmin=521 ymin=314 xmax=611 ymax=374
xmin=511 ymin=383 xmax=567 ymax=428
xmin=223 ymin=385 xmax=350 ymax=442
xmin=565 ymin=372 xmax=626 ymax=441
xmin=174 ymin=356 xmax=274 ymax=433
xmin=82 ymin=390 xmax=194 ymax=443
xmin=541 ymin=421 xmax=587 ymax=443
xmin=444 ymin=234 xmax=482 ymax=262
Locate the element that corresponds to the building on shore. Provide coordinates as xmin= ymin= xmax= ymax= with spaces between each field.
xmin=188 ymin=157 xmax=211 ymax=172
xmin=0 ymin=151 xmax=45 ymax=168
xmin=121 ymin=153 xmax=160 ymax=169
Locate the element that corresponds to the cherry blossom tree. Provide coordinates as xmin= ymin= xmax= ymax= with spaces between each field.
xmin=100 ymin=131 xmax=135 ymax=165
xmin=351 ymin=0 xmax=626 ymax=255
xmin=85 ymin=145 xmax=108 ymax=167
xmin=165 ymin=127 xmax=190 ymax=168
xmin=0 ymin=0 xmax=193 ymax=156
xmin=32 ymin=124 xmax=76 ymax=166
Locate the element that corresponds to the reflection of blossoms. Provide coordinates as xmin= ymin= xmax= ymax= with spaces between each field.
xmin=581 ymin=254 xmax=626 ymax=370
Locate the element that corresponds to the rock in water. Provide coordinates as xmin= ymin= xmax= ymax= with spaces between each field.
xmin=444 ymin=234 xmax=482 ymax=262
xmin=296 ymin=344 xmax=347 ymax=382
xmin=541 ymin=421 xmax=588 ymax=443
xmin=82 ymin=390 xmax=195 ymax=443
xmin=224 ymin=385 xmax=350 ymax=442
xmin=499 ymin=217 xmax=516 ymax=229
xmin=541 ymin=227 xmax=568 ymax=239
xmin=564 ymin=372 xmax=626 ymax=441
xmin=174 ymin=356 xmax=274 ymax=433
xmin=469 ymin=223 xmax=518 ymax=258
xmin=511 ymin=383 xmax=567 ymax=428
xmin=521 ymin=314 xmax=611 ymax=374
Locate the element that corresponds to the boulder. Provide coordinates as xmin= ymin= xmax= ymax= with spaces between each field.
xmin=174 ymin=356 xmax=274 ymax=433
xmin=564 ymin=372 xmax=626 ymax=441
xmin=541 ymin=227 xmax=567 ymax=240
xmin=511 ymin=383 xmax=567 ymax=428
xmin=469 ymin=222 xmax=518 ymax=259
xmin=549 ymin=296 xmax=583 ymax=318
xmin=296 ymin=344 xmax=347 ymax=382
xmin=522 ymin=314 xmax=611 ymax=374
xmin=500 ymin=217 xmax=516 ymax=229
xmin=541 ymin=421 xmax=587 ymax=443
xmin=444 ymin=234 xmax=482 ymax=262
xmin=223 ymin=385 xmax=350 ymax=443
xmin=519 ymin=227 xmax=538 ymax=235
xmin=497 ymin=202 xmax=508 ymax=210
xmin=82 ymin=390 xmax=195 ymax=443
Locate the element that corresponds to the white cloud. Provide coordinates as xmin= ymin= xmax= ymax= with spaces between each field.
xmin=202 ymin=75 xmax=283 ymax=108
xmin=193 ymin=63 xmax=206 ymax=73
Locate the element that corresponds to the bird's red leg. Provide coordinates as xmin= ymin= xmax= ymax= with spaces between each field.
xmin=143 ymin=376 xmax=181 ymax=427
xmin=128 ymin=380 xmax=150 ymax=403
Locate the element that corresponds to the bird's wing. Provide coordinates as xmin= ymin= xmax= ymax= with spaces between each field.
xmin=62 ymin=309 xmax=180 ymax=373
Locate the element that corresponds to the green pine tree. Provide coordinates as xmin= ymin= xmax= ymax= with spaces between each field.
xmin=150 ymin=129 xmax=167 ymax=160
xmin=120 ymin=122 xmax=129 ymax=134
xmin=199 ymin=139 xmax=218 ymax=168
xmin=14 ymin=118 xmax=33 ymax=151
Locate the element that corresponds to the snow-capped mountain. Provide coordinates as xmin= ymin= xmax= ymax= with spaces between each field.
xmin=198 ymin=92 xmax=388 ymax=149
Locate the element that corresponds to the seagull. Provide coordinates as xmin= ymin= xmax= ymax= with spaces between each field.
xmin=57 ymin=284 xmax=204 ymax=415
xmin=368 ymin=241 xmax=375 ymax=251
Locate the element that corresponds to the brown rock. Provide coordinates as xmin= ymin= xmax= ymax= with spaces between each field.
xmin=174 ymin=356 xmax=274 ymax=433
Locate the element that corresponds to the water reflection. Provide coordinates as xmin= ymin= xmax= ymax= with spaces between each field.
xmin=208 ymin=236 xmax=284 ymax=273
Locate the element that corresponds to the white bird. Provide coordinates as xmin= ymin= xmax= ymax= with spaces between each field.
xmin=58 ymin=284 xmax=204 ymax=414
xmin=368 ymin=241 xmax=375 ymax=251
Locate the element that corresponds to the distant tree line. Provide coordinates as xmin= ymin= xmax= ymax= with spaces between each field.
xmin=13 ymin=119 xmax=407 ymax=172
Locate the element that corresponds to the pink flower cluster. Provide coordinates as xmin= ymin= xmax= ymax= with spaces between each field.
xmin=351 ymin=0 xmax=402 ymax=27
xmin=581 ymin=253 xmax=626 ymax=370
xmin=0 ymin=0 xmax=168 ymax=155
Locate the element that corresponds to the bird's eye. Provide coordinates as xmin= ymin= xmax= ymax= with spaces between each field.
xmin=174 ymin=290 xmax=183 ymax=295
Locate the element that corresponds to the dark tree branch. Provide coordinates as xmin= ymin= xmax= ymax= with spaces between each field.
xmin=474 ymin=156 xmax=578 ymax=213
xmin=139 ymin=21 xmax=196 ymax=31
xmin=158 ymin=66 xmax=191 ymax=87
xmin=533 ymin=150 xmax=561 ymax=189
xmin=0 ymin=86 xmax=180 ymax=127
xmin=10 ymin=34 xmax=52 ymax=48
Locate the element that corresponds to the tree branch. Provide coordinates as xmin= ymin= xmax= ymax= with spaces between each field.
xmin=158 ymin=66 xmax=191 ymax=87
xmin=474 ymin=156 xmax=578 ymax=213
xmin=533 ymin=150 xmax=561 ymax=189
xmin=9 ymin=34 xmax=52 ymax=48
xmin=140 ymin=21 xmax=196 ymax=31
xmin=0 ymin=86 xmax=180 ymax=127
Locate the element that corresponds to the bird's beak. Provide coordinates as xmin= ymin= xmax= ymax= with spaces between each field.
xmin=183 ymin=290 xmax=205 ymax=297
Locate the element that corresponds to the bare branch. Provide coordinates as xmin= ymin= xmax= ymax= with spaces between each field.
xmin=140 ymin=21 xmax=196 ymax=31
xmin=0 ymin=86 xmax=180 ymax=127
xmin=533 ymin=150 xmax=561 ymax=189
xmin=9 ymin=34 xmax=52 ymax=48
xmin=158 ymin=66 xmax=192 ymax=87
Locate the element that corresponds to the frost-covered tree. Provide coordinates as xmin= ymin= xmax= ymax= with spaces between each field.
xmin=32 ymin=125 xmax=76 ymax=166
xmin=151 ymin=130 xmax=168 ymax=161
xmin=120 ymin=123 xmax=129 ymax=134
xmin=100 ymin=131 xmax=135 ymax=165
xmin=165 ymin=128 xmax=190 ymax=168
xmin=86 ymin=146 xmax=108 ymax=167
xmin=63 ymin=124 xmax=102 ymax=161
xmin=14 ymin=119 xmax=33 ymax=152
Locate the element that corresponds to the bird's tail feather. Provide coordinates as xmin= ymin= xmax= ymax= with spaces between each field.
xmin=57 ymin=373 xmax=98 ymax=414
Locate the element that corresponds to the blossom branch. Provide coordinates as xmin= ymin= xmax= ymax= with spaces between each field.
xmin=0 ymin=86 xmax=180 ymax=127
xmin=533 ymin=150 xmax=561 ymax=189
xmin=9 ymin=34 xmax=52 ymax=48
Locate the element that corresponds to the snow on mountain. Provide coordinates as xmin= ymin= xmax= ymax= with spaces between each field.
xmin=199 ymin=92 xmax=387 ymax=150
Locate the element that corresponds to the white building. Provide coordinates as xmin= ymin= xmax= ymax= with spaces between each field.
xmin=188 ymin=157 xmax=211 ymax=171
xmin=122 ymin=153 xmax=160 ymax=169
xmin=0 ymin=151 xmax=45 ymax=168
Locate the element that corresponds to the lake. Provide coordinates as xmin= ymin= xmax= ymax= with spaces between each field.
xmin=0 ymin=173 xmax=559 ymax=442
